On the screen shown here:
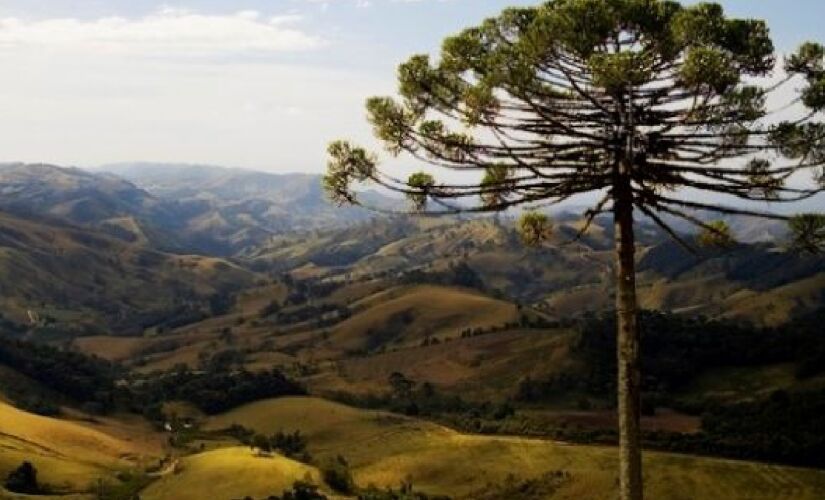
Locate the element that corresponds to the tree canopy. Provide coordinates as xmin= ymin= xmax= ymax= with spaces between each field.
xmin=325 ymin=0 xmax=825 ymax=248
xmin=323 ymin=2 xmax=825 ymax=498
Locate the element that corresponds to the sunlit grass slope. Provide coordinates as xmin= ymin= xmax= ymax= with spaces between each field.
xmin=140 ymin=447 xmax=323 ymax=500
xmin=327 ymin=285 xmax=519 ymax=352
xmin=205 ymin=397 xmax=825 ymax=499
xmin=0 ymin=401 xmax=152 ymax=493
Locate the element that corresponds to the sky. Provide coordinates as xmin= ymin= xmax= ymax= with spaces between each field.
xmin=1 ymin=0 xmax=825 ymax=175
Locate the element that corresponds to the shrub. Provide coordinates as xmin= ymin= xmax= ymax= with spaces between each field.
xmin=321 ymin=455 xmax=355 ymax=494
xmin=4 ymin=461 xmax=39 ymax=494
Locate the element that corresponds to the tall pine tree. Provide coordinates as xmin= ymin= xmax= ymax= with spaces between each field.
xmin=324 ymin=2 xmax=825 ymax=498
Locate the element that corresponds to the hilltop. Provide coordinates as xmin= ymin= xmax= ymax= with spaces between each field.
xmin=0 ymin=162 xmax=395 ymax=256
xmin=199 ymin=396 xmax=825 ymax=499
xmin=0 ymin=399 xmax=161 ymax=495
xmin=248 ymin=214 xmax=825 ymax=325
xmin=98 ymin=162 xmax=398 ymax=254
xmin=1 ymin=162 xmax=825 ymax=498
xmin=0 ymin=210 xmax=254 ymax=337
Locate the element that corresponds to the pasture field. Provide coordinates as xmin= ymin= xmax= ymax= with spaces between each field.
xmin=140 ymin=447 xmax=326 ymax=500
xmin=0 ymin=401 xmax=159 ymax=495
xmin=326 ymin=285 xmax=520 ymax=353
xmin=307 ymin=327 xmax=576 ymax=400
xmin=1 ymin=394 xmax=824 ymax=499
xmin=204 ymin=397 xmax=825 ymax=500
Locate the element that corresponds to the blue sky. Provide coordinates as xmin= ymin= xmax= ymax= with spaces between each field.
xmin=0 ymin=0 xmax=824 ymax=173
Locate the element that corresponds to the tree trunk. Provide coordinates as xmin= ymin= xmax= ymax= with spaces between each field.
xmin=614 ymin=179 xmax=643 ymax=500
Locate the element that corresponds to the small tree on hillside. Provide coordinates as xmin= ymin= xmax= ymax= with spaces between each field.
xmin=251 ymin=434 xmax=272 ymax=454
xmin=5 ymin=461 xmax=39 ymax=494
xmin=388 ymin=371 xmax=415 ymax=400
xmin=323 ymin=2 xmax=825 ymax=498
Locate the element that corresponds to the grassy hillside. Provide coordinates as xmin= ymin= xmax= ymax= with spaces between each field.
xmin=140 ymin=447 xmax=325 ymax=500
xmin=4 ymin=163 xmax=822 ymax=328
xmin=98 ymin=162 xmax=397 ymax=254
xmin=309 ymin=328 xmax=575 ymax=400
xmin=248 ymin=217 xmax=612 ymax=304
xmin=325 ymin=285 xmax=520 ymax=354
xmin=0 ymin=400 xmax=159 ymax=494
xmin=0 ymin=163 xmax=160 ymax=226
xmin=721 ymin=272 xmax=825 ymax=325
xmin=248 ymin=216 xmax=825 ymax=326
xmin=2 ymin=392 xmax=822 ymax=499
xmin=0 ymin=211 xmax=256 ymax=336
xmin=87 ymin=282 xmax=527 ymax=374
xmin=205 ymin=397 xmax=825 ymax=499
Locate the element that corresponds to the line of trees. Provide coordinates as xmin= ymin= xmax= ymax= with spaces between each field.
xmin=0 ymin=338 xmax=120 ymax=414
xmin=134 ymin=366 xmax=306 ymax=418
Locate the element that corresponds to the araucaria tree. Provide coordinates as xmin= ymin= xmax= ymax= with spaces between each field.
xmin=324 ymin=1 xmax=825 ymax=499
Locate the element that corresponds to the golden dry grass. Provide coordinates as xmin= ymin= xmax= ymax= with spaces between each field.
xmin=722 ymin=273 xmax=825 ymax=326
xmin=308 ymin=328 xmax=575 ymax=400
xmin=140 ymin=447 xmax=324 ymax=500
xmin=638 ymin=275 xmax=739 ymax=314
xmin=234 ymin=283 xmax=289 ymax=312
xmin=542 ymin=285 xmax=612 ymax=317
xmin=72 ymin=336 xmax=150 ymax=362
xmin=0 ymin=401 xmax=158 ymax=493
xmin=328 ymin=285 xmax=519 ymax=353
xmin=0 ymin=489 xmax=91 ymax=499
xmin=204 ymin=397 xmax=825 ymax=500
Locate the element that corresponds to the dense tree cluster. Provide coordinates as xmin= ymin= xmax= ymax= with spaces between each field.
xmin=134 ymin=303 xmax=211 ymax=334
xmin=0 ymin=312 xmax=26 ymax=336
xmin=0 ymin=340 xmax=293 ymax=419
xmin=510 ymin=309 xmax=825 ymax=466
xmin=321 ymin=455 xmax=355 ymax=495
xmin=695 ymin=389 xmax=825 ymax=466
xmin=246 ymin=430 xmax=311 ymax=463
xmin=397 ymin=261 xmax=485 ymax=290
xmin=242 ymin=481 xmax=328 ymax=500
xmin=273 ymin=304 xmax=351 ymax=327
xmin=330 ymin=373 xmax=514 ymax=430
xmin=4 ymin=461 xmax=40 ymax=495
xmin=135 ymin=367 xmax=306 ymax=416
xmin=358 ymin=488 xmax=451 ymax=500
xmin=242 ymin=480 xmax=451 ymax=500
xmin=0 ymin=338 xmax=119 ymax=413
xmin=573 ymin=309 xmax=825 ymax=397
xmin=515 ymin=308 xmax=825 ymax=404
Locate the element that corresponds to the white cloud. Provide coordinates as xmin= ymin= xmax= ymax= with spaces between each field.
xmin=302 ymin=0 xmax=454 ymax=8
xmin=0 ymin=8 xmax=324 ymax=56
xmin=0 ymin=3 xmax=472 ymax=173
xmin=0 ymin=48 xmax=393 ymax=173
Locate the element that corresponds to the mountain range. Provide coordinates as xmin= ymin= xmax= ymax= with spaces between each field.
xmin=0 ymin=161 xmax=822 ymax=337
xmin=0 ymin=162 xmax=393 ymax=256
xmin=1 ymin=161 xmax=825 ymax=499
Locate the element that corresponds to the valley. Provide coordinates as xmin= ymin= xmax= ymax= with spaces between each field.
xmin=4 ymin=1 xmax=825 ymax=498
xmin=3 ymin=394 xmax=825 ymax=499
xmin=1 ymin=162 xmax=824 ymax=499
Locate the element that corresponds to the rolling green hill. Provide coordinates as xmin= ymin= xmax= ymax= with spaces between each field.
xmin=99 ymin=162 xmax=397 ymax=254
xmin=4 ymin=163 xmax=821 ymax=328
xmin=2 ymin=162 xmax=825 ymax=499
xmin=140 ymin=447 xmax=326 ymax=500
xmin=0 ymin=163 xmax=397 ymax=256
xmin=0 ymin=399 xmax=160 ymax=495
xmin=203 ymin=396 xmax=825 ymax=499
xmin=0 ymin=210 xmax=255 ymax=337
xmin=248 ymin=215 xmax=825 ymax=326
